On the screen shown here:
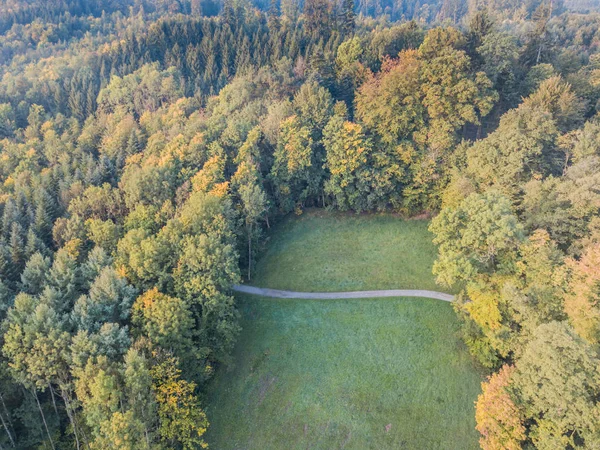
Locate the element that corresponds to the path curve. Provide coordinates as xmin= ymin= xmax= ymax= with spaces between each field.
xmin=232 ymin=284 xmax=454 ymax=302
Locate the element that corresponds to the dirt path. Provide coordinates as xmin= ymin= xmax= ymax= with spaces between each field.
xmin=232 ymin=284 xmax=454 ymax=302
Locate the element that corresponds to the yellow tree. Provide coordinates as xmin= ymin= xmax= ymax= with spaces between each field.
xmin=565 ymin=242 xmax=600 ymax=344
xmin=151 ymin=357 xmax=208 ymax=449
xmin=476 ymin=365 xmax=526 ymax=450
xmin=323 ymin=106 xmax=374 ymax=211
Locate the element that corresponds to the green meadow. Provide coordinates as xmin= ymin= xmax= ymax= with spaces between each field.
xmin=204 ymin=211 xmax=482 ymax=449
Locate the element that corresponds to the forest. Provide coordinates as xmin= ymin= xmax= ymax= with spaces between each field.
xmin=0 ymin=0 xmax=599 ymax=448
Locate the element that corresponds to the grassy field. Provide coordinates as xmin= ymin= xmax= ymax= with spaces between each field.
xmin=204 ymin=210 xmax=482 ymax=449
xmin=251 ymin=210 xmax=441 ymax=292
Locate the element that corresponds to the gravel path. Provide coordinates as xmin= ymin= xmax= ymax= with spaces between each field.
xmin=232 ymin=284 xmax=454 ymax=302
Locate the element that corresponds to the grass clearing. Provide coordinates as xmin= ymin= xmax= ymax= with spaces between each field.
xmin=251 ymin=210 xmax=440 ymax=292
xmin=204 ymin=210 xmax=482 ymax=449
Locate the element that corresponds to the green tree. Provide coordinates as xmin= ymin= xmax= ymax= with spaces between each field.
xmin=430 ymin=191 xmax=524 ymax=287
xmin=355 ymin=50 xmax=424 ymax=146
xmin=48 ymin=247 xmax=80 ymax=307
xmin=232 ymin=127 xmax=268 ymax=279
xmin=90 ymin=410 xmax=150 ymax=450
xmin=174 ymin=233 xmax=240 ymax=362
xmin=2 ymin=294 xmax=72 ymax=447
xmin=20 ymin=252 xmax=51 ymax=296
xmin=0 ymin=103 xmax=15 ymax=138
xmin=513 ymin=322 xmax=600 ymax=448
xmin=270 ymin=115 xmax=317 ymax=213
xmin=75 ymin=356 xmax=123 ymax=440
xmin=466 ymin=105 xmax=558 ymax=198
xmin=72 ymin=267 xmax=137 ymax=333
xmin=132 ymin=288 xmax=195 ymax=360
xmin=122 ymin=348 xmax=157 ymax=447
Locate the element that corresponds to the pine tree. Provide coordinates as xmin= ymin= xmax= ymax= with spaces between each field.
xmin=340 ymin=0 xmax=355 ymax=36
xmin=268 ymin=0 xmax=280 ymax=31
xmin=20 ymin=252 xmax=51 ymax=296
xmin=304 ymin=0 xmax=332 ymax=37
xmin=33 ymin=189 xmax=55 ymax=246
xmin=8 ymin=222 xmax=26 ymax=282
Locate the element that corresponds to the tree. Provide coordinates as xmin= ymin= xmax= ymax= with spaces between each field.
xmin=151 ymin=358 xmax=208 ymax=450
xmin=523 ymin=76 xmax=585 ymax=133
xmin=477 ymin=32 xmax=519 ymax=110
xmin=520 ymin=156 xmax=600 ymax=250
xmin=80 ymin=247 xmax=113 ymax=289
xmin=32 ymin=189 xmax=56 ymax=245
xmin=2 ymin=294 xmax=72 ymax=447
xmin=355 ymin=50 xmax=424 ymax=146
xmin=564 ymin=242 xmax=600 ymax=344
xmin=520 ymin=1 xmax=554 ymax=67
xmin=267 ymin=0 xmax=280 ymax=30
xmin=90 ymin=411 xmax=149 ymax=450
xmin=466 ymin=104 xmax=558 ymax=198
xmin=334 ymin=37 xmax=366 ymax=109
xmin=0 ymin=103 xmax=15 ymax=138
xmin=116 ymin=228 xmax=175 ymax=292
xmin=418 ymin=29 xmax=496 ymax=153
xmin=238 ymin=183 xmax=267 ymax=280
xmin=174 ymin=233 xmax=240 ymax=362
xmin=475 ymin=365 xmax=526 ymax=450
xmin=72 ymin=267 xmax=137 ymax=333
xmin=340 ymin=0 xmax=355 ymax=35
xmin=270 ymin=115 xmax=317 ymax=213
xmin=122 ymin=348 xmax=157 ymax=447
xmin=0 ymin=279 xmax=13 ymax=321
xmin=466 ymin=10 xmax=493 ymax=59
xmin=356 ymin=36 xmax=496 ymax=210
xmin=190 ymin=146 xmax=228 ymax=196
xmin=508 ymin=230 xmax=567 ymax=333
xmin=75 ymin=357 xmax=123 ymax=440
xmin=20 ymin=252 xmax=51 ymax=296
xmin=68 ymin=183 xmax=125 ymax=222
xmin=48 ymin=248 xmax=80 ymax=307
xmin=7 ymin=222 xmax=26 ymax=282
xmin=131 ymin=289 xmax=195 ymax=359
xmin=429 ymin=191 xmax=524 ymax=287
xmin=323 ymin=105 xmax=374 ymax=211
xmin=513 ymin=322 xmax=600 ymax=448
xmin=292 ymin=81 xmax=334 ymax=137
xmin=232 ymin=128 xmax=268 ymax=279
xmin=304 ymin=0 xmax=332 ymax=37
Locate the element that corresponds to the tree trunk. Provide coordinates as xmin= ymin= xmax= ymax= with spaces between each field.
xmin=0 ymin=409 xmax=14 ymax=447
xmin=0 ymin=394 xmax=15 ymax=439
xmin=60 ymin=391 xmax=80 ymax=450
xmin=48 ymin=384 xmax=59 ymax=418
xmin=247 ymin=224 xmax=252 ymax=281
xmin=34 ymin=390 xmax=55 ymax=450
xmin=23 ymin=388 xmax=48 ymax=450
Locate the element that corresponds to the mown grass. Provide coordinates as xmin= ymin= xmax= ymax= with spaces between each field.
xmin=203 ymin=210 xmax=481 ymax=449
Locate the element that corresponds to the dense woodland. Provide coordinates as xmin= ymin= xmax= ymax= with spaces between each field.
xmin=0 ymin=0 xmax=599 ymax=448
